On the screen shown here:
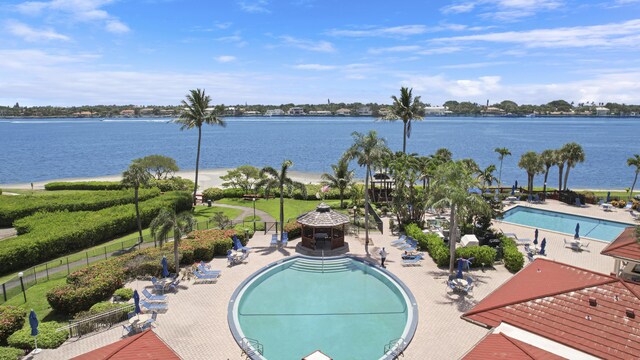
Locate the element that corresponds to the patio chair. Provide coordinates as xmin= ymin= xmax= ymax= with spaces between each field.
xmin=391 ymin=235 xmax=407 ymax=245
xmin=563 ymin=238 xmax=572 ymax=248
xmin=527 ymin=194 xmax=533 ymax=203
xmin=270 ymin=234 xmax=278 ymax=246
xmin=624 ymin=202 xmax=633 ymax=211
xmin=168 ymin=278 xmax=180 ymax=293
xmin=575 ymin=198 xmax=584 ymax=207
xmin=401 ymin=255 xmax=423 ymax=266
xmin=150 ymin=277 xmax=166 ymax=294
xmin=580 ymin=242 xmax=590 ymax=250
xmin=464 ymin=277 xmax=474 ymax=293
xmin=197 ymin=265 xmax=222 ymax=276
xmin=527 ymin=252 xmax=535 ymax=262
xmin=127 ymin=311 xmax=136 ymax=320
xmin=193 ymin=271 xmax=219 ymax=284
xmin=280 ymin=232 xmax=288 ymax=247
xmin=630 ymin=210 xmax=639 ymax=220
xmin=122 ymin=324 xmax=135 ymax=337
xmin=140 ymin=300 xmax=168 ymax=311
xmin=142 ymin=288 xmax=167 ymax=302
xmin=447 ymin=280 xmax=457 ymax=291
xmin=234 ymin=235 xmax=251 ymax=252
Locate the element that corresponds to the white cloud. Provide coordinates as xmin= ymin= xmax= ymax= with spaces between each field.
xmin=433 ymin=19 xmax=640 ymax=48
xmin=238 ymin=0 xmax=271 ymax=13
xmin=279 ymin=35 xmax=335 ymax=52
xmin=368 ymin=45 xmax=422 ymax=55
xmin=105 ymin=19 xmax=129 ymax=34
xmin=293 ymin=64 xmax=336 ymax=70
xmin=215 ymin=55 xmax=236 ymax=63
xmin=441 ymin=0 xmax=564 ymax=19
xmin=441 ymin=3 xmax=476 ymax=14
xmin=439 ymin=61 xmax=511 ymax=69
xmin=5 ymin=20 xmax=70 ymax=41
xmin=368 ymin=45 xmax=463 ymax=56
xmin=327 ymin=25 xmax=429 ymax=37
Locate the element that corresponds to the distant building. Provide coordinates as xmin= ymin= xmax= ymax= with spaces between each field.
xmin=335 ymin=108 xmax=351 ymax=116
xmin=288 ymin=107 xmax=305 ymax=115
xmin=308 ymin=110 xmax=332 ymax=116
xmin=377 ymin=108 xmax=392 ymax=117
xmin=265 ymin=109 xmax=285 ymax=116
xmin=243 ymin=110 xmax=261 ymax=116
xmin=481 ymin=107 xmax=505 ymax=116
xmin=595 ymin=107 xmax=610 ymax=116
xmin=357 ymin=106 xmax=372 ymax=116
xmin=159 ymin=109 xmax=175 ymax=116
xmin=225 ymin=107 xmax=237 ymax=116
xmin=423 ymin=106 xmax=448 ymax=115
xmin=120 ymin=109 xmax=135 ymax=117
xmin=73 ymin=111 xmax=95 ymax=117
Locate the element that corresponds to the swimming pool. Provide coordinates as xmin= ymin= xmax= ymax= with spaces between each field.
xmin=501 ymin=206 xmax=631 ymax=242
xmin=228 ymin=256 xmax=417 ymax=359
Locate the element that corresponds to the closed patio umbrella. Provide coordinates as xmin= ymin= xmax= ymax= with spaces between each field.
xmin=606 ymin=192 xmax=611 ymax=203
xmin=133 ymin=290 xmax=141 ymax=314
xmin=511 ymin=185 xmax=515 ymax=195
xmin=515 ymin=180 xmax=518 ymax=189
xmin=534 ymin=229 xmax=538 ymax=242
xmin=29 ymin=309 xmax=41 ymax=354
xmin=161 ymin=256 xmax=169 ymax=278
xmin=575 ymin=223 xmax=580 ymax=239
xmin=456 ymin=258 xmax=464 ymax=279
xmin=540 ymin=238 xmax=547 ymax=255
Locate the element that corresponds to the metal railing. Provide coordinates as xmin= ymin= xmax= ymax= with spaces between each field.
xmin=241 ymin=337 xmax=264 ymax=358
xmin=383 ymin=337 xmax=406 ymax=359
xmin=58 ymin=304 xmax=134 ymax=338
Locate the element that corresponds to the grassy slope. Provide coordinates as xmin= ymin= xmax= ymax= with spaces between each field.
xmin=216 ymin=198 xmax=343 ymax=222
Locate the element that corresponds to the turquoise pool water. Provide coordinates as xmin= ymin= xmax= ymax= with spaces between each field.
xmin=502 ymin=206 xmax=631 ymax=241
xmin=229 ymin=257 xmax=416 ymax=359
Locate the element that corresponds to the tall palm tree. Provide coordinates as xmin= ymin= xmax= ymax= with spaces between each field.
xmin=321 ymin=157 xmax=355 ymax=208
xmin=385 ymin=87 xmax=423 ymax=153
xmin=561 ymin=142 xmax=586 ymax=190
xmin=477 ymin=164 xmax=497 ymax=191
xmin=429 ymin=161 xmax=491 ymax=273
xmin=259 ymin=160 xmax=307 ymax=240
xmin=122 ymin=162 xmax=152 ymax=243
xmin=554 ymin=148 xmax=566 ymax=192
xmin=175 ymin=89 xmax=226 ymax=205
xmin=539 ymin=149 xmax=555 ymax=199
xmin=628 ymin=154 xmax=640 ymax=200
xmin=518 ymin=151 xmax=543 ymax=194
xmin=150 ymin=209 xmax=196 ymax=273
xmin=434 ymin=148 xmax=453 ymax=163
xmin=344 ymin=131 xmax=389 ymax=245
xmin=494 ymin=147 xmax=511 ymax=186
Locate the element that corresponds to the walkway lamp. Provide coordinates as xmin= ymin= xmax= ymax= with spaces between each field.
xmin=18 ymin=272 xmax=26 ymax=302
xmin=253 ymin=198 xmax=257 ymax=232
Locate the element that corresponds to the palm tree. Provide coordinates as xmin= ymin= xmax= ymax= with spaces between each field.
xmin=385 ymin=87 xmax=423 ymax=153
xmin=321 ymin=157 xmax=355 ymax=208
xmin=494 ymin=147 xmax=511 ymax=186
xmin=518 ymin=151 xmax=543 ymax=194
xmin=561 ymin=142 xmax=586 ymax=190
xmin=540 ymin=149 xmax=555 ymax=199
xmin=175 ymin=89 xmax=226 ymax=205
xmin=477 ymin=164 xmax=497 ymax=192
xmin=344 ymin=131 xmax=388 ymax=245
xmin=554 ymin=149 xmax=566 ymax=192
xmin=122 ymin=162 xmax=152 ymax=243
xmin=434 ymin=148 xmax=453 ymax=163
xmin=259 ymin=160 xmax=307 ymax=240
xmin=429 ymin=161 xmax=491 ymax=273
xmin=150 ymin=209 xmax=196 ymax=274
xmin=627 ymin=154 xmax=640 ymax=200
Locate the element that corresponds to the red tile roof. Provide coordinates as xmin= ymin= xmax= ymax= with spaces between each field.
xmin=463 ymin=258 xmax=640 ymax=360
xmin=71 ymin=330 xmax=181 ymax=360
xmin=462 ymin=333 xmax=565 ymax=360
xmin=601 ymin=227 xmax=640 ymax=261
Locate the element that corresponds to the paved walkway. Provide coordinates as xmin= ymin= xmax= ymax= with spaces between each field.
xmin=210 ymin=203 xmax=276 ymax=223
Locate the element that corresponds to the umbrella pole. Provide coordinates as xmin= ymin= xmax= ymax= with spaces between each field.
xmin=33 ymin=336 xmax=41 ymax=354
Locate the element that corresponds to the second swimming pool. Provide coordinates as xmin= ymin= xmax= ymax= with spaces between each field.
xmin=501 ymin=206 xmax=631 ymax=242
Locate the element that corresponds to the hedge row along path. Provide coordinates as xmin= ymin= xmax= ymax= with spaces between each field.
xmin=0 ymin=202 xmax=275 ymax=302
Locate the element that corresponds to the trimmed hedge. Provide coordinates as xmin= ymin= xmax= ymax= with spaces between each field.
xmin=284 ymin=220 xmax=302 ymax=239
xmin=113 ymin=288 xmax=133 ymax=301
xmin=150 ymin=177 xmax=194 ymax=192
xmin=501 ymin=236 xmax=525 ymax=272
xmin=0 ymin=347 xmax=23 ymax=360
xmin=7 ymin=322 xmax=68 ymax=351
xmin=0 ymin=307 xmax=26 ymax=345
xmin=0 ymin=188 xmax=161 ymax=227
xmin=202 ymin=187 xmax=225 ymax=201
xmin=0 ymin=191 xmax=192 ymax=275
xmin=44 ymin=181 xmax=124 ymax=191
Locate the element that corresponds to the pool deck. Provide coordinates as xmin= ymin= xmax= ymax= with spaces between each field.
xmin=37 ymin=199 xmax=637 ymax=360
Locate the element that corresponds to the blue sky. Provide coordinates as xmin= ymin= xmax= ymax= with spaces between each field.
xmin=1 ymin=0 xmax=640 ymax=106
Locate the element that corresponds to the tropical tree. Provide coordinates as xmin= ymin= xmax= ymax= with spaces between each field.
xmin=561 ymin=142 xmax=586 ymax=190
xmin=434 ymin=148 xmax=453 ymax=163
xmin=150 ymin=209 xmax=196 ymax=273
xmin=429 ymin=161 xmax=491 ymax=273
xmin=122 ymin=162 xmax=152 ymax=242
xmin=389 ymin=152 xmax=427 ymax=225
xmin=518 ymin=151 xmax=543 ymax=194
xmin=477 ymin=164 xmax=497 ymax=191
xmin=554 ymin=149 xmax=566 ymax=192
xmin=175 ymin=89 xmax=226 ymax=205
xmin=628 ymin=154 xmax=640 ymax=200
xmin=259 ymin=160 xmax=307 ymax=240
xmin=220 ymin=165 xmax=263 ymax=193
xmin=134 ymin=155 xmax=179 ymax=180
xmin=494 ymin=147 xmax=511 ymax=186
xmin=344 ymin=131 xmax=389 ymax=245
xmin=385 ymin=87 xmax=423 ymax=153
xmin=539 ymin=149 xmax=555 ymax=199
xmin=321 ymin=157 xmax=355 ymax=208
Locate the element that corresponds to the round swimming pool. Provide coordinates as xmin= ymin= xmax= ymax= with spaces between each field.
xmin=228 ymin=256 xmax=418 ymax=359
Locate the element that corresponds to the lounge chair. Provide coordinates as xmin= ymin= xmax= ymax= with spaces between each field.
xmin=270 ymin=234 xmax=278 ymax=246
xmin=150 ymin=277 xmax=166 ymax=294
xmin=193 ymin=271 xmax=218 ymax=284
xmin=580 ymin=242 xmax=590 ymax=250
xmin=167 ymin=278 xmax=180 ymax=293
xmin=624 ymin=202 xmax=633 ymax=211
xmin=140 ymin=300 xmax=168 ymax=311
xmin=233 ymin=235 xmax=251 ymax=252
xmin=391 ymin=235 xmax=407 ymax=245
xmin=127 ymin=311 xmax=136 ymax=320
xmin=575 ymin=198 xmax=584 ymax=207
xmin=280 ymin=232 xmax=288 ymax=247
xmin=401 ymin=255 xmax=423 ymax=266
xmin=197 ymin=265 xmax=222 ymax=276
xmin=142 ymin=288 xmax=167 ymax=302
xmin=122 ymin=324 xmax=135 ymax=337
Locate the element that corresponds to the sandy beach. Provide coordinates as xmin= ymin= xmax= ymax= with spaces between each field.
xmin=0 ymin=168 xmax=327 ymax=190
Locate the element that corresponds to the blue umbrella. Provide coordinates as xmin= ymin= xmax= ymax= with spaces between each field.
xmin=533 ymin=237 xmax=538 ymax=246
xmin=161 ymin=256 xmax=169 ymax=278
xmin=534 ymin=229 xmax=539 ymax=242
xmin=575 ymin=223 xmax=580 ymax=239
xmin=133 ymin=290 xmax=141 ymax=314
xmin=540 ymin=238 xmax=547 ymax=255
xmin=456 ymin=258 xmax=464 ymax=279
xmin=515 ymin=180 xmax=518 ymax=189
xmin=606 ymin=191 xmax=611 ymax=203
xmin=29 ymin=309 xmax=41 ymax=353
xmin=511 ymin=185 xmax=515 ymax=195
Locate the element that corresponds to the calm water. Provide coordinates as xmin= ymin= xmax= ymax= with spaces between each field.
xmin=502 ymin=206 xmax=630 ymax=241
xmin=0 ymin=116 xmax=637 ymax=188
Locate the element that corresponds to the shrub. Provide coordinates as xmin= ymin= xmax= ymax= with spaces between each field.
xmin=88 ymin=301 xmax=129 ymax=313
xmin=501 ymin=236 xmax=524 ymax=272
xmin=617 ymin=200 xmax=627 ymax=208
xmin=404 ymin=223 xmax=449 ymax=266
xmin=44 ymin=181 xmax=124 ymax=191
xmin=284 ymin=220 xmax=302 ymax=239
xmin=0 ymin=307 xmax=26 ymax=345
xmin=7 ymin=322 xmax=68 ymax=351
xmin=150 ymin=177 xmax=194 ymax=192
xmin=113 ymin=288 xmax=133 ymax=301
xmin=455 ymin=246 xmax=497 ymax=267
xmin=0 ymin=188 xmax=161 ymax=227
xmin=202 ymin=187 xmax=225 ymax=201
xmin=0 ymin=191 xmax=191 ymax=275
xmin=0 ymin=347 xmax=23 ymax=360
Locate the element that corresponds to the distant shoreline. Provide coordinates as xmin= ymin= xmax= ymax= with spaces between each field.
xmin=2 ymin=114 xmax=640 ymax=119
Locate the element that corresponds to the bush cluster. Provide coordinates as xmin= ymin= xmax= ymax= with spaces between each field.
xmin=0 ymin=346 xmax=23 ymax=360
xmin=284 ymin=220 xmax=302 ymax=239
xmin=7 ymin=322 xmax=68 ymax=351
xmin=0 ymin=307 xmax=26 ymax=345
xmin=202 ymin=187 xmax=224 ymax=201
xmin=113 ymin=288 xmax=133 ymax=301
xmin=44 ymin=181 xmax=124 ymax=191
xmin=0 ymin=191 xmax=192 ymax=275
xmin=0 ymin=188 xmax=160 ymax=227
xmin=501 ymin=236 xmax=525 ymax=272
xmin=150 ymin=177 xmax=194 ymax=192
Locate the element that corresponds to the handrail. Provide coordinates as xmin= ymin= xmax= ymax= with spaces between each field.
xmin=57 ymin=304 xmax=134 ymax=337
xmin=383 ymin=337 xmax=405 ymax=358
xmin=241 ymin=337 xmax=264 ymax=358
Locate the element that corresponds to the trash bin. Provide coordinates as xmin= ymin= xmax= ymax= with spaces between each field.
xmin=207 ymin=199 xmax=212 ymax=207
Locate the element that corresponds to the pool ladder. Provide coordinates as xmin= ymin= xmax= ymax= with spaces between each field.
xmin=383 ymin=337 xmax=406 ymax=359
xmin=240 ymin=337 xmax=264 ymax=359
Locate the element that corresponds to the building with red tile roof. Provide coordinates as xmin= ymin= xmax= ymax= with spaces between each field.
xmin=601 ymin=226 xmax=640 ymax=282
xmin=71 ymin=330 xmax=181 ymax=360
xmin=462 ymin=333 xmax=565 ymax=360
xmin=462 ymin=258 xmax=640 ymax=359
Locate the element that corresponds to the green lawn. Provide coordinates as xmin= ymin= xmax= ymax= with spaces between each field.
xmin=3 ymin=277 xmax=68 ymax=325
xmin=193 ymin=205 xmax=242 ymax=222
xmin=216 ymin=198 xmax=343 ymax=222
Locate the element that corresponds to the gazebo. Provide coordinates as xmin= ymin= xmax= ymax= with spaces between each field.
xmin=297 ymin=203 xmax=350 ymax=250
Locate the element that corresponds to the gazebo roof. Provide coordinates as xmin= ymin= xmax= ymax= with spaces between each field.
xmin=297 ymin=203 xmax=350 ymax=227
